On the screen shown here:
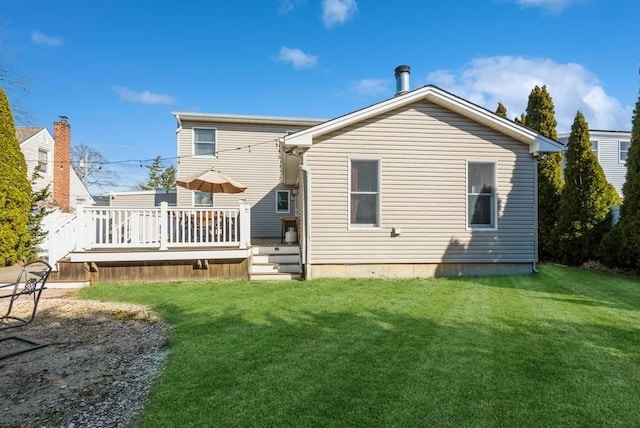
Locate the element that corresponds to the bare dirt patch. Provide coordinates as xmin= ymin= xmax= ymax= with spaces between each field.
xmin=0 ymin=292 xmax=171 ymax=427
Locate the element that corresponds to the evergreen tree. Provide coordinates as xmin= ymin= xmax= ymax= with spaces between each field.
xmin=139 ymin=156 xmax=176 ymax=190
xmin=601 ymin=79 xmax=640 ymax=270
xmin=524 ymin=85 xmax=564 ymax=261
xmin=24 ymin=168 xmax=53 ymax=262
xmin=554 ymin=111 xmax=620 ymax=265
xmin=496 ymin=102 xmax=507 ymax=118
xmin=0 ymin=88 xmax=32 ymax=265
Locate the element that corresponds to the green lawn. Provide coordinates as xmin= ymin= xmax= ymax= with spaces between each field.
xmin=80 ymin=265 xmax=640 ymax=427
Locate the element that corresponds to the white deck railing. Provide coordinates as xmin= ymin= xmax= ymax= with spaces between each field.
xmin=48 ymin=200 xmax=251 ymax=257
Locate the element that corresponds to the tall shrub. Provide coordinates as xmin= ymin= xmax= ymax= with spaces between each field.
xmin=495 ymin=102 xmax=507 ymax=118
xmin=24 ymin=168 xmax=52 ymax=262
xmin=0 ymin=88 xmax=32 ymax=265
xmin=524 ymin=85 xmax=564 ymax=261
xmin=601 ymin=82 xmax=640 ymax=270
xmin=555 ymin=112 xmax=620 ymax=265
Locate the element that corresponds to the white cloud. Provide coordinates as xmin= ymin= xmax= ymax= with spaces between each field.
xmin=278 ymin=0 xmax=305 ymax=14
xmin=322 ymin=0 xmax=358 ymax=29
xmin=112 ymin=86 xmax=176 ymax=105
xmin=277 ymin=47 xmax=318 ymax=69
xmin=350 ymin=79 xmax=390 ymax=97
xmin=31 ymin=30 xmax=63 ymax=47
xmin=426 ymin=56 xmax=633 ymax=133
xmin=511 ymin=0 xmax=585 ymax=14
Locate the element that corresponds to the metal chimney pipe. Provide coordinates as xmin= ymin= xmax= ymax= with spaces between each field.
xmin=394 ymin=65 xmax=410 ymax=96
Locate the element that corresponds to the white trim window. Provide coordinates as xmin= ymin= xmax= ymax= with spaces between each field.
xmin=193 ymin=128 xmax=216 ymax=157
xmin=194 ymin=191 xmax=213 ymax=207
xmin=620 ymin=141 xmax=630 ymax=163
xmin=37 ymin=149 xmax=48 ymax=173
xmin=591 ymin=140 xmax=599 ymax=159
xmin=349 ymin=159 xmax=380 ymax=227
xmin=467 ymin=161 xmax=497 ymax=230
xmin=276 ymin=190 xmax=290 ymax=213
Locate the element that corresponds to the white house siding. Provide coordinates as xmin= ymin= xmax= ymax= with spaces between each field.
xmin=176 ymin=118 xmax=320 ymax=238
xmin=559 ymin=130 xmax=631 ymax=198
xmin=19 ymin=128 xmax=55 ymax=194
xmin=303 ymin=101 xmax=536 ymax=267
xmin=69 ymin=171 xmax=94 ymax=207
xmin=19 ymin=127 xmax=94 ymax=209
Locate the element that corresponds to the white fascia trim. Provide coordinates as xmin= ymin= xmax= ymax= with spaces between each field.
xmin=171 ymin=111 xmax=325 ymax=127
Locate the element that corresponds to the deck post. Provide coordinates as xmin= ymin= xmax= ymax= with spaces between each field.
xmin=238 ymin=199 xmax=251 ymax=249
xmin=159 ymin=202 xmax=168 ymax=251
xmin=76 ymin=204 xmax=88 ymax=250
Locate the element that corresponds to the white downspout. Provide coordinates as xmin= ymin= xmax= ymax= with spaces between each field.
xmin=299 ymin=163 xmax=312 ymax=280
xmin=533 ymin=155 xmax=539 ymax=273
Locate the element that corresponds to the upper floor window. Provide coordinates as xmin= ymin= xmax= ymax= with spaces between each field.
xmin=37 ymin=149 xmax=48 ymax=173
xmin=620 ymin=141 xmax=630 ymax=163
xmin=350 ymin=159 xmax=379 ymax=227
xmin=193 ymin=128 xmax=216 ymax=156
xmin=467 ymin=161 xmax=497 ymax=229
xmin=591 ymin=140 xmax=598 ymax=158
xmin=276 ymin=190 xmax=290 ymax=213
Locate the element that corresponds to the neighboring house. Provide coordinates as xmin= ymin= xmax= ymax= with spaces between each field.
xmin=18 ymin=118 xmax=94 ymax=262
xmin=109 ymin=189 xmax=176 ymax=208
xmin=17 ymin=117 xmax=94 ymax=210
xmin=172 ymin=113 xmax=323 ymax=238
xmin=283 ymin=67 xmax=562 ymax=278
xmin=558 ymin=130 xmax=631 ymax=198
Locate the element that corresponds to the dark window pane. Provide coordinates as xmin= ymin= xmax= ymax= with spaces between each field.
xmin=468 ymin=163 xmax=494 ymax=194
xmin=195 ymin=191 xmax=212 ymax=207
xmin=277 ymin=191 xmax=289 ymax=212
xmin=468 ymin=195 xmax=493 ymax=226
xmin=351 ymin=194 xmax=378 ymax=224
xmin=195 ymin=143 xmax=215 ymax=156
xmin=194 ymin=129 xmax=215 ymax=143
xmin=351 ymin=161 xmax=378 ymax=192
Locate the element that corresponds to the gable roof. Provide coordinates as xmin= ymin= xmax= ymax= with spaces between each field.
xmin=283 ymin=85 xmax=563 ymax=155
xmin=16 ymin=127 xmax=45 ymax=144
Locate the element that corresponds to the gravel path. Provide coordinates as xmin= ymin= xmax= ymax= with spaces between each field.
xmin=0 ymin=293 xmax=171 ymax=427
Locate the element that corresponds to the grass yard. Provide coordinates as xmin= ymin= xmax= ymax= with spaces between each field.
xmin=79 ymin=264 xmax=640 ymax=427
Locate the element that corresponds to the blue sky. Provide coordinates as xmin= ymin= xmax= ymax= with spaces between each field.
xmin=1 ymin=0 xmax=639 ymax=194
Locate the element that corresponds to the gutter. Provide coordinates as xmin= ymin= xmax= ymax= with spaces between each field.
xmin=175 ymin=114 xmax=183 ymax=133
xmin=299 ymin=163 xmax=312 ymax=280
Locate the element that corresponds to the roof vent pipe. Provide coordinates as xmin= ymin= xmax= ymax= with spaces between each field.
xmin=394 ymin=65 xmax=410 ymax=96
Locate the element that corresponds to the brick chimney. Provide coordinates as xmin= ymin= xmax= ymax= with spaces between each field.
xmin=53 ymin=116 xmax=71 ymax=212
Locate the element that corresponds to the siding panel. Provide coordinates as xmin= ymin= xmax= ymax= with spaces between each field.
xmin=304 ymin=102 xmax=536 ymax=264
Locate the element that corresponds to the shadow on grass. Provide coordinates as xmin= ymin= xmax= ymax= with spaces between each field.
xmin=144 ymin=303 xmax=640 ymax=428
xmin=448 ymin=264 xmax=640 ymax=312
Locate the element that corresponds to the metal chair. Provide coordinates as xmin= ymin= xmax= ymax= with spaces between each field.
xmin=0 ymin=261 xmax=52 ymax=360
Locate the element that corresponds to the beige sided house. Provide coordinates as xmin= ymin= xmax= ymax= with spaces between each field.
xmin=109 ymin=189 xmax=177 ymax=208
xmin=43 ymin=66 xmax=562 ymax=283
xmin=283 ymin=66 xmax=563 ymax=279
xmin=172 ymin=113 xmax=323 ymax=238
